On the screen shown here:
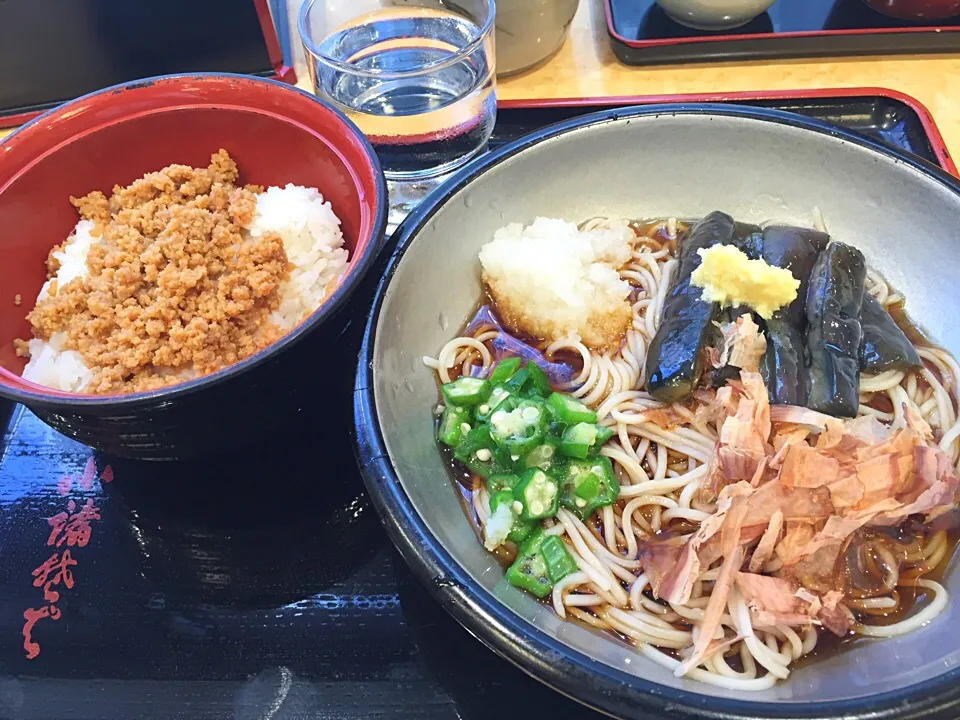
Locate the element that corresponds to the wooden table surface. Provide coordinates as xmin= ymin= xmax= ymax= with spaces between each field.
xmin=495 ymin=1 xmax=960 ymax=159
xmin=4 ymin=0 xmax=960 ymax=159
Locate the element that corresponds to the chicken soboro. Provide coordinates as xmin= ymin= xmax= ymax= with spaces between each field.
xmin=17 ymin=150 xmax=292 ymax=394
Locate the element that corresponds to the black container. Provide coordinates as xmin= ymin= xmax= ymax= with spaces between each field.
xmin=0 ymin=92 xmax=956 ymax=720
xmin=0 ymin=74 xmax=389 ymax=461
xmin=23 ymin=300 xmax=373 ymax=461
xmin=605 ymin=0 xmax=960 ymax=65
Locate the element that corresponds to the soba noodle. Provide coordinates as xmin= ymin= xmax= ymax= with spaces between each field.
xmin=424 ymin=217 xmax=960 ymax=689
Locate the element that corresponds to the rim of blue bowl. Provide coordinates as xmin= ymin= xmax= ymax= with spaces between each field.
xmin=0 ymin=72 xmax=388 ymax=408
xmin=353 ymin=102 xmax=960 ymax=720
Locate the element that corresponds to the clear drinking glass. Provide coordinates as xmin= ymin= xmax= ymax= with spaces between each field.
xmin=299 ymin=0 xmax=497 ymax=184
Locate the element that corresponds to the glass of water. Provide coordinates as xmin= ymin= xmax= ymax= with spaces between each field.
xmin=299 ymin=0 xmax=497 ymax=185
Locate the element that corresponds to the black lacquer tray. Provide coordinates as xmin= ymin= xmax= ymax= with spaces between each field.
xmin=606 ymin=0 xmax=960 ymax=65
xmin=0 ymin=89 xmax=953 ymax=720
xmin=0 ymin=0 xmax=293 ymax=127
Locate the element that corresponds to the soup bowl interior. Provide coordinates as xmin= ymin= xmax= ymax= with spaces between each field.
xmin=361 ymin=106 xmax=960 ymax=716
xmin=0 ymin=73 xmax=382 ymax=399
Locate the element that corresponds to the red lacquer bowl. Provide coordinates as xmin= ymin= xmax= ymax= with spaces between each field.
xmin=863 ymin=0 xmax=960 ymax=19
xmin=0 ymin=73 xmax=387 ymax=460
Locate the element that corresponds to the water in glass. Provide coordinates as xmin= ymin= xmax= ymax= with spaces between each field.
xmin=308 ymin=8 xmax=496 ymax=180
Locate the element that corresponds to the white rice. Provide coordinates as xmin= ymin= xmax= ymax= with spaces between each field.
xmin=21 ymin=185 xmax=348 ymax=392
xmin=40 ymin=219 xmax=98 ymax=300
xmin=249 ymin=184 xmax=349 ymax=331
xmin=21 ymin=332 xmax=94 ymax=393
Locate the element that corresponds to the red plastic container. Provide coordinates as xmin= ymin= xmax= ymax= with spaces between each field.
xmin=0 ymin=73 xmax=387 ymax=460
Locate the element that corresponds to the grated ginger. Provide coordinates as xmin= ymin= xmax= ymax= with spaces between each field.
xmin=691 ymin=245 xmax=800 ymax=320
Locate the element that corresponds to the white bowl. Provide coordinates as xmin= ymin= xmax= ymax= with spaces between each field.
xmin=656 ymin=0 xmax=776 ymax=30
xmin=495 ymin=0 xmax=580 ymax=76
xmin=355 ymin=104 xmax=960 ymax=719
xmin=389 ymin=0 xmax=579 ymax=76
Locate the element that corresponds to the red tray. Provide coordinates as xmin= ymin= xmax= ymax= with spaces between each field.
xmin=605 ymin=0 xmax=960 ymax=64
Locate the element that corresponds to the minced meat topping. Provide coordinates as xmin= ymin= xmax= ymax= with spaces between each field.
xmin=17 ymin=150 xmax=291 ymax=394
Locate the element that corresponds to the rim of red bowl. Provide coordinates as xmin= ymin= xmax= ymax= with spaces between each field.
xmin=0 ymin=72 xmax=388 ymax=407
